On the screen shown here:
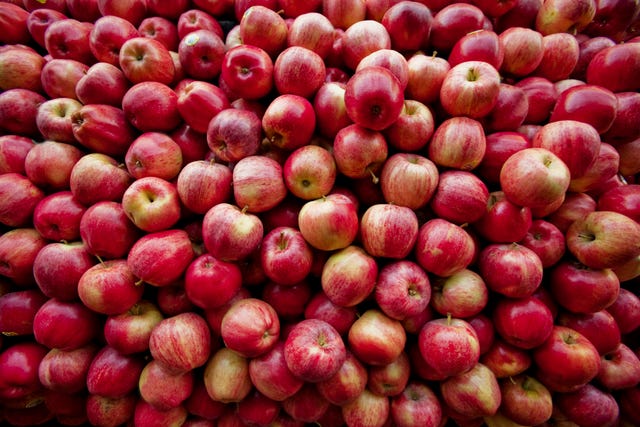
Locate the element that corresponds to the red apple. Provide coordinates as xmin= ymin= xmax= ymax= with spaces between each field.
xmin=24 ymin=140 xmax=83 ymax=192
xmin=0 ymin=44 xmax=45 ymax=93
xmin=125 ymin=132 xmax=183 ymax=181
xmin=178 ymin=29 xmax=225 ymax=81
xmin=478 ymin=243 xmax=544 ymax=298
xmin=382 ymin=1 xmax=433 ymax=52
xmin=499 ymin=374 xmax=553 ymax=426
xmin=481 ymin=338 xmax=532 ymax=379
xmin=78 ymin=259 xmax=144 ymax=316
xmin=586 ymin=42 xmax=640 ymax=93
xmin=176 ymin=80 xmax=229 ymax=134
xmin=262 ymin=94 xmax=317 ymax=151
xmin=322 ymin=0 xmax=367 ymax=30
xmin=414 ymin=218 xmax=476 ymax=277
xmin=206 ymin=108 xmax=263 ymax=163
xmin=535 ymin=0 xmax=597 ymax=35
xmin=122 ymin=81 xmax=181 ymax=133
xmin=555 ymin=383 xmax=619 ymax=427
xmin=341 ymin=388 xmax=390 ymax=427
xmin=103 ymin=300 xmax=164 ymax=355
xmin=80 ymin=201 xmax=141 ymax=260
xmin=282 ymin=382 xmax=331 ymax=423
xmin=499 ymin=26 xmax=544 ymax=77
xmin=32 ymin=191 xmax=86 ymax=242
xmin=333 ymin=124 xmax=388 ymax=182
xmin=248 ymin=340 xmax=305 ymax=401
xmin=149 ymin=311 xmax=211 ymax=374
xmin=127 ymin=229 xmax=195 ymax=288
xmin=98 ymin=0 xmax=147 ymax=26
xmin=232 ymin=155 xmax=288 ymax=213
xmin=390 ymin=380 xmax=442 ymax=427
xmin=33 ymin=241 xmax=95 ymax=301
xmin=557 ymin=309 xmax=621 ymax=355
xmin=304 ymin=291 xmax=358 ymax=336
xmin=35 ymin=98 xmax=82 ymax=144
xmin=0 ymin=89 xmax=44 ymax=140
xmin=492 ymin=295 xmax=555 ymax=351
xmin=274 ymin=45 xmax=326 ymax=98
xmin=89 ymin=15 xmax=139 ymax=66
xmin=519 ymin=219 xmax=566 ymax=268
xmin=40 ymin=58 xmax=88 ymax=100
xmin=429 ymin=3 xmax=488 ymax=52
xmin=383 ymin=99 xmax=435 ymax=152
xmin=348 ymin=308 xmax=406 ymax=366
xmin=603 ymin=91 xmax=640 ymax=144
xmin=71 ymin=104 xmax=137 ymax=157
xmin=405 ymin=52 xmax=450 ymax=106
xmin=177 ymin=8 xmax=225 ymax=39
xmin=176 ymin=160 xmax=232 ymax=215
xmin=430 ymin=170 xmax=490 ymax=225
xmin=43 ymin=18 xmax=94 ymax=65
xmin=0 ymin=342 xmax=48 ymax=402
xmin=219 ymin=44 xmax=274 ymax=101
xmin=138 ymin=16 xmax=179 ymax=51
xmin=340 ymin=19 xmax=391 ymax=70
xmin=121 ymin=176 xmax=182 ymax=233
xmin=376 ymin=260 xmax=432 ymax=321
xmin=220 ymin=298 xmax=280 ymax=358
xmin=379 ymin=152 xmax=438 ymax=210
xmin=297 ymin=192 xmax=359 ymax=252
xmin=598 ymin=343 xmax=640 ymax=390
xmin=360 ymin=203 xmax=419 ymax=259
xmin=202 ymin=202 xmax=264 ymax=262
xmin=428 ymin=116 xmax=487 ymax=170
xmin=119 ymin=36 xmax=175 ymax=85
xmin=0 ymin=2 xmax=31 ymax=45
xmin=239 ymin=5 xmax=288 ymax=57
xmin=33 ymin=298 xmax=102 ymax=351
xmin=85 ymin=345 xmax=144 ymax=398
xmin=139 ymin=359 xmax=194 ymax=410
xmin=86 ymin=393 xmax=137 ymax=427
xmin=0 ymin=290 xmax=48 ymax=337
xmin=430 ymin=269 xmax=488 ymax=319
xmin=320 ymin=245 xmax=378 ymax=308
xmin=0 ymin=227 xmax=47 ymax=286
xmin=287 ymin=12 xmax=335 ymax=59
xmin=440 ymin=363 xmax=501 ymax=419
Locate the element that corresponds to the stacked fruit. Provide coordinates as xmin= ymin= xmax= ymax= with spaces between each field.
xmin=1 ymin=0 xmax=640 ymax=426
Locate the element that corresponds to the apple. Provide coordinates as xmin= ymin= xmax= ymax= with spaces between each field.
xmin=586 ymin=42 xmax=640 ymax=93
xmin=557 ymin=310 xmax=621 ymax=355
xmin=533 ymin=325 xmax=602 ymax=392
xmin=43 ymin=18 xmax=94 ymax=65
xmin=24 ymin=140 xmax=83 ymax=192
xmin=379 ymin=152 xmax=438 ymax=210
xmin=33 ymin=241 xmax=95 ymax=301
xmin=566 ymin=210 xmax=640 ymax=269
xmin=312 ymin=81 xmax=353 ymax=140
xmin=32 ymin=191 xmax=86 ymax=242
xmin=89 ymin=15 xmax=139 ymax=66
xmin=430 ymin=269 xmax=488 ymax=319
xmin=1 ymin=173 xmax=45 ymax=228
xmin=383 ymin=99 xmax=435 ymax=153
xmin=184 ymin=253 xmax=241 ymax=312
xmin=367 ymin=350 xmax=412 ymax=397
xmin=304 ymin=291 xmax=359 ymax=336
xmin=597 ymin=184 xmax=640 ymax=223
xmin=33 ymin=298 xmax=102 ymax=351
xmin=0 ymin=89 xmax=45 ymax=139
xmin=597 ymin=343 xmax=640 ymax=390
xmin=282 ymin=144 xmax=336 ymax=200
xmin=481 ymin=339 xmax=532 ymax=379
xmin=492 ymin=295 xmax=555 ymax=350
xmin=355 ymin=48 xmax=410 ymax=92
xmin=440 ymin=362 xmax=501 ymax=419
xmin=440 ymin=60 xmax=501 ymax=119
xmin=97 ymin=0 xmax=147 ymax=26
xmin=236 ymin=390 xmax=281 ymax=427
xmin=297 ymin=192 xmax=359 ymax=252
xmin=500 ymin=147 xmax=571 ymax=209
xmin=119 ymin=37 xmax=175 ymax=85
xmin=262 ymin=94 xmax=317 ymax=151
xmin=549 ymin=260 xmax=620 ymax=314
xmin=133 ymin=400 xmax=188 ymax=427
xmin=429 ymin=3 xmax=487 ymax=52
xmin=207 ymin=109 xmax=262 ymax=163
xmin=341 ymin=388 xmax=390 ymax=427
xmin=477 ymin=131 xmax=531 ymax=186
xmin=359 ymin=203 xmax=419 ymax=259
xmin=139 ymin=359 xmax=194 ymax=410
xmin=478 ymin=243 xmax=544 ymax=298
xmin=177 ymin=160 xmax=231 ymax=216
xmin=0 ymin=290 xmax=48 ymax=336
xmin=319 ymin=245 xmax=377 ymax=308
xmin=603 ymin=91 xmax=640 ymax=144
xmin=390 ymin=380 xmax=442 ymax=427
xmin=617 ymin=137 xmax=640 ymax=177
xmin=414 ymin=218 xmax=476 ymax=277
xmin=203 ymin=347 xmax=252 ymax=403
xmin=0 ymin=228 xmax=47 ymax=286
xmin=274 ymin=46 xmax=326 ymax=98
xmin=287 ymin=12 xmax=335 ymax=59
xmin=282 ymin=382 xmax=331 ymax=423
xmin=554 ymin=383 xmax=620 ymax=427
xmin=178 ymin=29 xmax=225 ymax=81
xmin=519 ymin=219 xmax=566 ymax=268
xmin=175 ymin=81 xmax=229 ymax=135
xmin=0 ymin=2 xmax=30 ymax=45
xmin=184 ymin=377 xmax=226 ymax=421
xmin=284 ymin=318 xmax=347 ymax=382
xmin=70 ymin=153 xmax=132 ymax=206
xmin=239 ymin=5 xmax=288 ymax=57
xmin=85 ymin=345 xmax=145 ymax=398
xmin=219 ymin=44 xmax=274 ymax=101
xmin=138 ymin=16 xmax=179 ymax=51
xmin=35 ymin=97 xmax=82 ymax=144
xmin=149 ymin=311 xmax=211 ymax=374
xmin=322 ymin=0 xmax=366 ymax=30
xmin=428 ymin=116 xmax=487 ymax=170
xmin=430 ymin=170 xmax=490 ymax=225
xmin=127 ymin=229 xmax=195 ymax=288
xmin=532 ymin=32 xmax=580 ymax=82
xmin=259 ymin=226 xmax=313 ymax=285
xmin=0 ymin=135 xmax=34 ymax=175
xmin=65 ymin=0 xmax=101 ymax=22
xmin=78 ymin=259 xmax=144 ymax=316
xmin=340 ymin=19 xmax=391 ymax=71
xmin=0 ymin=342 xmax=48 ymax=401
xmin=79 ymin=201 xmax=141 ymax=260
xmin=40 ymin=58 xmax=88 ymax=100
xmin=202 ymin=202 xmax=264 ymax=262
xmin=121 ymin=176 xmax=182 ymax=233
xmin=314 ymin=350 xmax=367 ymax=406
xmin=0 ymin=44 xmax=45 ymax=93
xmin=499 ymin=374 xmax=553 ymax=426
xmin=103 ymin=300 xmax=164 ymax=355
xmin=279 ymin=0 xmax=322 ymax=17
xmin=86 ymin=393 xmax=137 ymax=427
xmin=220 ymin=298 xmax=280 ymax=358
xmin=177 ymin=8 xmax=225 ymax=39
xmin=419 ymin=316 xmax=480 ymax=377
xmin=374 ymin=259 xmax=431 ymax=321
xmin=124 ymin=132 xmax=183 ymax=181
xmin=71 ymin=104 xmax=138 ymax=157
xmin=333 ymin=124 xmax=388 ymax=182
xmin=535 ymin=0 xmax=597 ymax=35
xmin=344 ymin=66 xmax=404 ymax=131
xmin=405 ymin=52 xmax=450 ymax=106
xmin=248 ymin=340 xmax=305 ymax=402
xmin=473 ymin=191 xmax=533 ymax=243
xmin=382 ymin=1 xmax=433 ymax=52
xmin=546 ymin=191 xmax=597 ymax=233
xmin=25 ymin=8 xmax=67 ymax=48
xmin=499 ymin=27 xmax=544 ymax=77
xmin=122 ymin=82 xmax=181 ymax=133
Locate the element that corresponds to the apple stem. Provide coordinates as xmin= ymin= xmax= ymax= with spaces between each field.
xmin=135 ymin=278 xmax=144 ymax=287
xmin=241 ymin=205 xmax=249 ymax=214
xmin=367 ymin=167 xmax=379 ymax=184
xmin=446 ymin=312 xmax=452 ymax=325
xmin=431 ymin=51 xmax=438 ymax=58
xmin=96 ymin=255 xmax=105 ymax=266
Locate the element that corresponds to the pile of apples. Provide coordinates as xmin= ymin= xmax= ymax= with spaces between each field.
xmin=2 ymin=0 xmax=640 ymax=425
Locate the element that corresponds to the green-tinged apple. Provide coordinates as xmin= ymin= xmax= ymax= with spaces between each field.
xmin=121 ymin=176 xmax=182 ymax=233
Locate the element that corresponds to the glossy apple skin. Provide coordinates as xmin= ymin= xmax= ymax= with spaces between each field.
xmin=304 ymin=291 xmax=358 ymax=336
xmin=492 ymin=296 xmax=554 ymax=350
xmin=33 ymin=298 xmax=102 ymax=351
xmin=597 ymin=184 xmax=640 ymax=222
xmin=0 ymin=342 xmax=49 ymax=401
xmin=71 ymin=104 xmax=137 ymax=157
xmin=24 ymin=141 xmax=83 ymax=192
xmin=429 ymin=116 xmax=486 ymax=171
xmin=184 ymin=253 xmax=242 ymax=310
xmin=298 ymin=193 xmax=360 ymax=252
xmin=440 ymin=60 xmax=501 ymax=119
xmin=220 ymin=44 xmax=274 ymax=101
xmin=557 ymin=309 xmax=621 ymax=355
xmin=439 ymin=362 xmax=501 ymax=419
xmin=430 ymin=3 xmax=487 ymax=52
xmin=220 ymin=298 xmax=280 ymax=358
xmin=80 ymin=201 xmax=141 ymax=260
xmin=533 ymin=32 xmax=580 ymax=82
xmin=586 ymin=42 xmax=640 ymax=92
xmin=233 ymin=155 xmax=288 ymax=214
xmin=604 ymin=92 xmax=640 ymax=144
xmin=519 ymin=219 xmax=566 ymax=268
xmin=262 ymin=94 xmax=317 ymax=151
xmin=481 ymin=338 xmax=532 ymax=379
xmin=0 ymin=228 xmax=47 ymax=286
xmin=478 ymin=243 xmax=544 ymax=298
xmin=103 ymin=300 xmax=164 ymax=355
xmin=499 ymin=374 xmax=553 ymax=426
xmin=139 ymin=359 xmax=194 ymax=410
xmin=284 ymin=318 xmax=347 ymax=383
xmin=0 ymin=135 xmax=34 ymax=175
xmin=360 ymin=203 xmax=419 ymax=259
xmin=375 ymin=260 xmax=431 ymax=321
xmin=550 ymin=84 xmax=618 ymax=136
xmin=249 ymin=340 xmax=304 ymax=402
xmin=516 ymin=76 xmax=558 ymax=124
xmin=430 ymin=170 xmax=489 ymax=225
xmin=555 ymin=383 xmax=620 ymax=427
xmin=474 ymin=191 xmax=532 ymax=243
xmin=38 ymin=345 xmax=95 ymax=394
xmin=499 ymin=27 xmax=544 ymax=77
xmin=414 ymin=218 xmax=476 ymax=277
xmin=0 ymin=290 xmax=48 ymax=336
xmin=121 ymin=176 xmax=182 ymax=233
xmin=533 ymin=325 xmax=602 ymax=392
xmin=119 ymin=36 xmax=175 ymax=85
xmin=348 ymin=309 xmax=407 ymax=366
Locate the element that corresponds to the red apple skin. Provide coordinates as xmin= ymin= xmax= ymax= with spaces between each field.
xmin=0 ymin=3 xmax=31 ymax=45
xmin=24 ymin=141 xmax=83 ymax=192
xmin=429 ymin=116 xmax=487 ymax=171
xmin=555 ymin=383 xmax=620 ymax=427
xmin=40 ymin=58 xmax=88 ymax=100
xmin=341 ymin=388 xmax=390 ymax=427
xmin=0 ymin=290 xmax=48 ymax=336
xmin=321 ymin=245 xmax=378 ymax=308
xmin=474 ymin=191 xmax=533 ymax=243
xmin=414 ymin=218 xmax=476 ymax=277
xmin=586 ymin=42 xmax=640 ymax=92
xmin=85 ymin=345 xmax=145 ymax=398
xmin=316 ymin=350 xmax=368 ymax=406
xmin=597 ymin=343 xmax=640 ymax=390
xmin=468 ymin=314 xmax=496 ymax=355
xmin=122 ymin=82 xmax=182 ymax=133
xmin=176 ymin=80 xmax=230 ymax=135
xmin=36 ymin=97 xmax=82 ymax=144
xmin=418 ymin=317 xmax=480 ymax=378
xmin=0 ymin=341 xmax=49 ymax=401
xmin=32 ymin=191 xmax=86 ymax=243
xmin=202 ymin=202 xmax=264 ymax=262
xmin=499 ymin=27 xmax=544 ymax=77
xmin=139 ymin=359 xmax=194 ymax=410
xmin=449 ymin=29 xmax=504 ymax=70
xmin=219 ymin=44 xmax=274 ymax=101
xmin=0 ymin=135 xmax=35 ymax=175
xmin=239 ymin=5 xmax=288 ymax=57
xmin=80 ymin=201 xmax=141 ymax=260
xmin=344 ymin=66 xmax=404 ymax=131
xmin=550 ymin=84 xmax=617 ymax=136
xmin=103 ymin=300 xmax=164 ymax=355
xmin=519 ymin=219 xmax=566 ymax=268
xmin=178 ymin=29 xmax=226 ymax=81
xmin=430 ymin=269 xmax=488 ymax=319
xmin=260 ymin=226 xmax=314 ymax=286
xmin=477 ymin=131 xmax=532 ymax=185
xmin=303 ymin=291 xmax=358 ymax=336
xmin=603 ymin=91 xmax=640 ymax=144
xmin=262 ymin=94 xmax=317 ymax=151
xmin=0 ymin=45 xmax=46 ymax=93
xmin=33 ymin=241 xmax=96 ymax=301
xmin=360 ymin=203 xmax=419 ymax=259
xmin=138 ymin=16 xmax=179 ymax=51
xmin=440 ymin=60 xmax=501 ymax=119
xmin=390 ymin=380 xmax=442 ymax=427
xmin=499 ymin=374 xmax=553 ymax=426
xmin=274 ymin=46 xmax=327 ymax=98
xmin=566 ymin=210 xmax=640 ymax=270
xmin=71 ymin=104 xmax=138 ymax=158
xmin=248 ymin=340 xmax=305 ymax=402
xmin=478 ymin=243 xmax=544 ymax=299
xmin=233 ymin=155 xmax=288 ymax=214
xmin=429 ymin=170 xmax=489 ymax=225
xmin=532 ymin=32 xmax=580 ymax=82
xmin=98 ymin=0 xmax=148 ymax=26
xmin=89 ymin=15 xmax=139 ymax=66
xmin=405 ymin=52 xmax=450 ymax=106
xmin=43 ymin=18 xmax=94 ymax=65
xmin=533 ymin=325 xmax=602 ymax=392
xmin=0 ymin=228 xmax=47 ymax=287
xmin=379 ymin=152 xmax=438 ymax=210
xmin=149 ymin=311 xmax=211 ymax=374
xmin=177 ymin=8 xmax=225 ymax=39
xmin=33 ymin=298 xmax=102 ymax=351
xmin=340 ymin=19 xmax=391 ymax=70
xmin=546 ymin=191 xmax=597 ymax=233
xmin=549 ymin=260 xmax=620 ymax=314
xmin=133 ymin=400 xmax=188 ymax=427
xmin=26 ymin=8 xmax=68 ymax=48
xmin=557 ymin=310 xmax=621 ymax=355
xmin=439 ymin=362 xmax=501 ymax=419
xmin=430 ymin=3 xmax=488 ymax=52
xmin=481 ymin=339 xmax=532 ymax=379
xmin=333 ymin=124 xmax=388 ymax=181
xmin=284 ymin=318 xmax=347 ymax=383
xmin=597 ymin=184 xmax=640 ymax=223
xmin=297 ymin=193 xmax=359 ymax=252
xmin=376 ymin=260 xmax=432 ymax=321
xmin=221 ymin=298 xmax=280 ymax=358
xmin=207 ymin=108 xmax=263 ymax=163
xmin=121 ymin=177 xmax=182 ymax=233
xmin=184 ymin=253 xmax=242 ymax=310
xmin=535 ymin=0 xmax=597 ymax=35
xmin=492 ymin=295 xmax=554 ymax=350
xmin=515 ymin=76 xmax=558 ymax=125
xmin=119 ymin=36 xmax=175 ymax=85
xmin=484 ymin=83 xmax=529 ymax=132
xmin=125 ymin=132 xmax=183 ymax=181
xmin=86 ymin=393 xmax=137 ymax=427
